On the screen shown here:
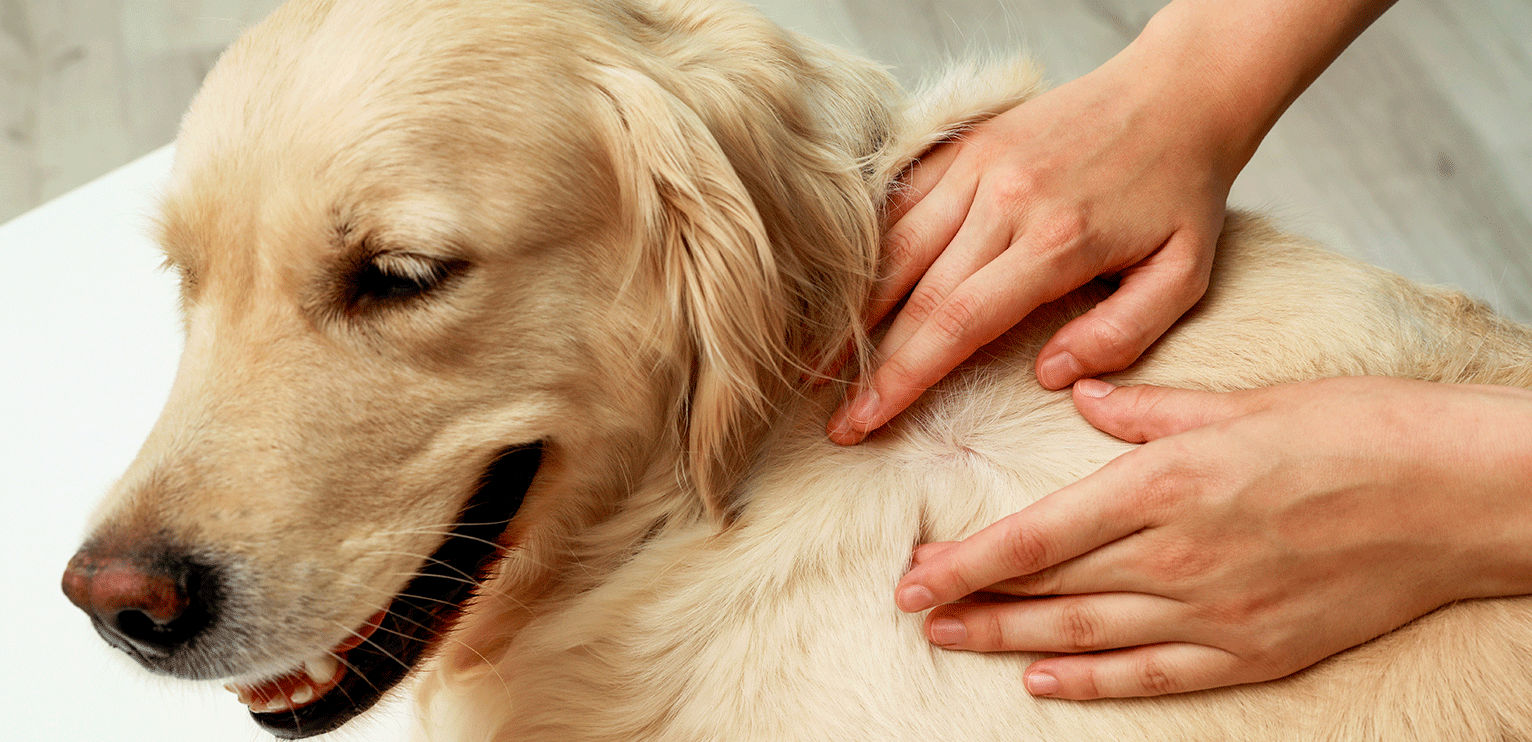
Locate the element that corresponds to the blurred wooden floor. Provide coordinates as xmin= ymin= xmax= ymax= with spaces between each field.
xmin=2 ymin=0 xmax=1528 ymax=318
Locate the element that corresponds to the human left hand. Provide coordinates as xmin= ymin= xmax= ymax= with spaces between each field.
xmin=895 ymin=376 xmax=1532 ymax=699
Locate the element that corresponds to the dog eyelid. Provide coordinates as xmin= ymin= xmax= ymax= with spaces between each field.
xmin=347 ymin=251 xmax=468 ymax=310
xmin=371 ymin=252 xmax=452 ymax=282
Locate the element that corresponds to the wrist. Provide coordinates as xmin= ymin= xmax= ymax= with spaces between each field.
xmin=1119 ymin=0 xmax=1393 ymax=182
xmin=1109 ymin=5 xmax=1279 ymax=183
xmin=1472 ymin=388 xmax=1532 ymax=598
xmin=1422 ymin=385 xmax=1532 ymax=601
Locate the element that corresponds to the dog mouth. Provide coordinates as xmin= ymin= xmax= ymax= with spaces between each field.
xmin=228 ymin=443 xmax=544 ymax=739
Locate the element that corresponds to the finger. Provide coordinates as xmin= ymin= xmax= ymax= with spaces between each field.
xmin=873 ymin=207 xmax=1013 ymax=365
xmin=1035 ymin=231 xmax=1214 ymax=389
xmin=884 ymin=142 xmax=962 ymax=229
xmin=1024 ymin=643 xmax=1246 ymax=699
xmin=1070 ymin=380 xmax=1264 ymax=444
xmin=925 ymin=593 xmax=1192 ymax=654
xmin=894 ymin=460 xmax=1151 ymax=611
xmin=830 ymin=240 xmax=1094 ymax=444
xmin=866 ymin=174 xmax=978 ymax=330
xmin=910 ymin=541 xmax=958 ymax=568
xmin=983 ymin=534 xmax=1147 ymax=597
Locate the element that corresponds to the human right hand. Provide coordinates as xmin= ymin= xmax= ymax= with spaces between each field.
xmin=826 ymin=29 xmax=1232 ymax=445
xmin=897 ymin=377 xmax=1532 ymax=699
xmin=828 ymin=0 xmax=1398 ymax=446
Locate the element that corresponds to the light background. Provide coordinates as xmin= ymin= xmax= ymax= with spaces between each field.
xmin=1 ymin=2 xmax=1529 ymax=741
xmin=3 ymin=0 xmax=1530 ymax=316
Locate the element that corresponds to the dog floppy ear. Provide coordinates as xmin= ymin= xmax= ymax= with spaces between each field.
xmin=592 ymin=66 xmax=792 ymax=523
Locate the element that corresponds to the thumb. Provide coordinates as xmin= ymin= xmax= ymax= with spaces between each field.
xmin=1071 ymin=379 xmax=1259 ymax=443
xmin=1034 ymin=233 xmax=1213 ymax=390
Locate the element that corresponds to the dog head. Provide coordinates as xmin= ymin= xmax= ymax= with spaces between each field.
xmin=60 ymin=0 xmax=896 ymax=736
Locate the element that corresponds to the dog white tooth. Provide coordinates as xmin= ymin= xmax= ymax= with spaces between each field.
xmin=304 ymin=655 xmax=340 ymax=685
xmin=255 ymin=696 xmax=292 ymax=714
xmin=289 ymin=684 xmax=316 ymax=705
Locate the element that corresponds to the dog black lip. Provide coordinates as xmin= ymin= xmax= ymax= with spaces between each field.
xmin=251 ymin=442 xmax=543 ymax=739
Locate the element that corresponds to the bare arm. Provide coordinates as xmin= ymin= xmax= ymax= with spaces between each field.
xmin=828 ymin=0 xmax=1397 ymax=445
xmin=898 ymin=378 xmax=1532 ymax=698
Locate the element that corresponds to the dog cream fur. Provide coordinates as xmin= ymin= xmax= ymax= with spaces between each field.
xmin=78 ymin=0 xmax=1532 ymax=739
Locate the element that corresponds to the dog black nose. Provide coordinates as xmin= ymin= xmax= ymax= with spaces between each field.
xmin=62 ymin=547 xmax=215 ymax=659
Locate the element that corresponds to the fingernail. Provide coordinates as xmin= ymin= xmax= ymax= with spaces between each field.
xmin=1038 ymin=353 xmax=1083 ymax=389
xmin=828 ymin=387 xmax=880 ymax=444
xmin=1026 ymin=671 xmax=1060 ymax=696
xmin=929 ymin=617 xmax=966 ymax=646
xmin=896 ymin=584 xmax=935 ymax=612
xmin=828 ymin=407 xmax=854 ymax=441
xmin=845 ymin=387 xmax=880 ymax=425
xmin=1074 ymin=378 xmax=1115 ymax=398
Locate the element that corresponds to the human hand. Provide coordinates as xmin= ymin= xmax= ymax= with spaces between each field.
xmin=824 ymin=41 xmax=1240 ymax=445
xmin=895 ymin=376 xmax=1532 ymax=699
xmin=827 ymin=0 xmax=1399 ymax=446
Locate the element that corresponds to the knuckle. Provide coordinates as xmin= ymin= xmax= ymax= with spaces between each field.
xmin=1001 ymin=519 xmax=1052 ymax=573
xmin=877 ymin=354 xmax=925 ymax=394
xmin=1134 ymin=457 xmax=1188 ymax=513
xmin=1082 ymin=315 xmax=1144 ymax=366
xmin=1029 ymin=210 xmax=1089 ymax=258
xmin=929 ymin=293 xmax=980 ymax=345
xmin=1009 ymin=569 xmax=1054 ymax=596
xmin=980 ymin=609 xmax=1010 ymax=651
xmin=1131 ymin=388 xmax=1174 ymax=427
xmin=882 ymin=228 xmax=920 ymax=271
xmin=901 ymin=285 xmax=946 ymax=325
xmin=1203 ymin=588 xmax=1279 ymax=631
xmin=1138 ymin=654 xmax=1180 ymax=695
xmin=1143 ymin=538 xmax=1210 ymax=585
xmin=990 ymin=170 xmax=1043 ymax=207
xmin=1057 ymin=601 xmax=1102 ymax=652
xmin=1222 ymin=593 xmax=1267 ymax=624
xmin=1076 ymin=665 xmax=1102 ymax=698
xmin=1179 ymin=263 xmax=1212 ymax=305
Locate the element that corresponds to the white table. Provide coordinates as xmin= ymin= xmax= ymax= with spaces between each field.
xmin=0 ymin=147 xmax=416 ymax=741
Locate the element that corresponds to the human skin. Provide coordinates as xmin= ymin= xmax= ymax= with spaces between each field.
xmin=894 ymin=377 xmax=1532 ymax=699
xmin=818 ymin=0 xmax=1532 ymax=699
xmin=827 ymin=0 xmax=1396 ymax=445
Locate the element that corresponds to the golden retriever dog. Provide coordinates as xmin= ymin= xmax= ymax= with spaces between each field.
xmin=60 ymin=0 xmax=1532 ymax=739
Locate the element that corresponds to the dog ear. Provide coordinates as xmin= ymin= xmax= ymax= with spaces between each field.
xmin=592 ymin=66 xmax=792 ymax=523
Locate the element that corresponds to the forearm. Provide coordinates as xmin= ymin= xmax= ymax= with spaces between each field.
xmin=1108 ymin=0 xmax=1396 ymax=179
xmin=1447 ymin=384 xmax=1532 ymax=600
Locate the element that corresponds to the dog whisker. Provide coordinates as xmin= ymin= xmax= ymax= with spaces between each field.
xmin=369 ymin=548 xmax=549 ymax=609
xmin=318 ymin=566 xmax=530 ymax=613
xmin=322 ymin=617 xmax=415 ymax=675
xmin=374 ymin=519 xmax=516 ymax=531
xmin=313 ymin=585 xmax=514 ymax=707
xmin=371 ymin=528 xmax=512 ymax=553
xmin=314 ymin=569 xmax=531 ymax=652
xmin=367 ymin=528 xmax=567 ymax=578
xmin=317 ymin=558 xmax=530 ymax=615
xmin=371 ymin=550 xmax=494 ymax=588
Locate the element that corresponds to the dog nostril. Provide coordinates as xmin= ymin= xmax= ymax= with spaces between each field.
xmin=112 ymin=605 xmax=202 ymax=649
xmin=62 ymin=548 xmax=216 ymax=658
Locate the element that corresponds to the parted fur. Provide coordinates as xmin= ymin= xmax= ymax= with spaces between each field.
xmin=82 ymin=0 xmax=1532 ymax=740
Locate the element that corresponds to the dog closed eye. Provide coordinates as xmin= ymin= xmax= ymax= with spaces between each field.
xmin=348 ymin=252 xmax=467 ymax=310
